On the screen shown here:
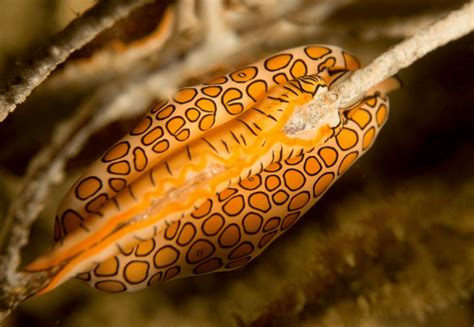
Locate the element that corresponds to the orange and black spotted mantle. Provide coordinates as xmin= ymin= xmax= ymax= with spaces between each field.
xmin=25 ymin=45 xmax=397 ymax=294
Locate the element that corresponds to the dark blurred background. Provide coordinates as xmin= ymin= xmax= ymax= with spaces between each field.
xmin=0 ymin=1 xmax=472 ymax=326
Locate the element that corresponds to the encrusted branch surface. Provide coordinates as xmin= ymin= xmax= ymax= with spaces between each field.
xmin=0 ymin=0 xmax=150 ymax=122
xmin=0 ymin=98 xmax=97 ymax=318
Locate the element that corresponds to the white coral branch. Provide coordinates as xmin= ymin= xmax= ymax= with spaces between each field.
xmin=0 ymin=0 xmax=151 ymax=122
xmin=285 ymin=1 xmax=474 ymax=134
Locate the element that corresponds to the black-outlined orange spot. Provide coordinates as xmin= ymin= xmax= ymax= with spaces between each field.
xmin=283 ymin=169 xmax=306 ymax=191
xmin=304 ymin=156 xmax=321 ymax=176
xmin=164 ymin=221 xmax=180 ymax=240
xmin=175 ymin=128 xmax=190 ymax=141
xmin=173 ymin=88 xmax=197 ymax=104
xmin=288 ymin=191 xmax=310 ymax=211
xmin=124 ymin=261 xmax=149 ymax=284
xmin=248 ymin=192 xmax=271 ymax=213
xmin=264 ymin=162 xmax=281 ymax=172
xmin=95 ymin=257 xmax=119 ymax=277
xmin=102 ymin=142 xmax=130 ymax=163
xmin=148 ymin=272 xmax=162 ymax=286
xmin=108 ymin=160 xmax=131 ymax=175
xmin=196 ymin=98 xmax=216 ymax=112
xmin=246 ymin=80 xmax=268 ymax=102
xmin=199 ymin=114 xmax=215 ymax=131
xmin=263 ymin=217 xmax=281 ymax=232
xmin=226 ymin=257 xmax=251 ymax=269
xmin=318 ymin=57 xmax=336 ymax=71
xmin=258 ymin=231 xmax=277 ymax=248
xmin=318 ymin=147 xmax=338 ymax=167
xmin=366 ymin=97 xmax=377 ymax=107
xmin=206 ymin=76 xmax=228 ymax=85
xmin=273 ymin=73 xmax=289 ymax=85
xmin=177 ymin=222 xmax=196 ymax=246
xmin=243 ymin=212 xmax=263 ymax=234
xmin=343 ymin=51 xmax=361 ymax=70
xmin=118 ymin=241 xmax=136 ymax=256
xmin=76 ymin=272 xmax=90 ymax=281
xmin=154 ymin=245 xmax=179 ymax=268
xmin=239 ymin=174 xmax=261 ymax=190
xmin=131 ymin=116 xmax=152 ymax=135
xmin=133 ymin=147 xmax=147 ymax=172
xmin=229 ymin=242 xmax=254 ymax=259
xmin=376 ymin=104 xmax=388 ymax=126
xmin=313 ymin=172 xmax=335 ymax=197
xmin=281 ymin=212 xmax=299 ymax=230
xmin=185 ymin=108 xmax=201 ymax=122
xmin=265 ymin=175 xmax=281 ymax=191
xmin=62 ymin=210 xmax=83 ymax=234
xmin=264 ymin=53 xmax=293 ymax=71
xmin=156 ymin=105 xmax=175 ymax=120
xmin=192 ymin=199 xmax=213 ymax=218
xmin=152 ymin=139 xmax=169 ymax=153
xmin=218 ymin=188 xmax=238 ymax=202
xmin=285 ymin=155 xmax=304 ymax=165
xmin=222 ymin=195 xmax=245 ymax=216
xmin=53 ymin=216 xmax=62 ymax=240
xmin=222 ymin=88 xmax=243 ymax=115
xmin=349 ymin=108 xmax=371 ymax=129
xmin=142 ymin=127 xmax=163 ymax=145
xmin=95 ymin=280 xmax=126 ymax=293
xmin=202 ymin=86 xmax=222 ymax=97
xmin=193 ymin=258 xmax=223 ymax=274
xmin=150 ymin=100 xmax=167 ymax=113
xmin=304 ymin=46 xmax=331 ymax=59
xmin=109 ymin=178 xmax=126 ymax=192
xmin=338 ymin=152 xmax=358 ymax=175
xmin=230 ymin=66 xmax=257 ymax=83
xmin=290 ymin=59 xmax=307 ymax=79
xmin=86 ymin=193 xmax=108 ymax=213
xmin=272 ymin=190 xmax=289 ymax=205
xmin=202 ymin=213 xmax=225 ymax=236
xmin=76 ymin=176 xmax=102 ymax=200
xmin=162 ymin=266 xmax=181 ymax=281
xmin=136 ymin=238 xmax=155 ymax=256
xmin=186 ymin=240 xmax=215 ymax=263
xmin=363 ymin=127 xmax=376 ymax=150
xmin=218 ymin=224 xmax=241 ymax=248
xmin=336 ymin=128 xmax=358 ymax=150
xmin=166 ymin=117 xmax=185 ymax=135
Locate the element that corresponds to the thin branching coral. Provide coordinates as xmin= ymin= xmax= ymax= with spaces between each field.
xmin=0 ymin=0 xmax=472 ymax=325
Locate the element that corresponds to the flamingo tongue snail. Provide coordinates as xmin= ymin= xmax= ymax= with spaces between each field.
xmin=24 ymin=45 xmax=400 ymax=295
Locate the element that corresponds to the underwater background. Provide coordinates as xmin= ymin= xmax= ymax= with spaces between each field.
xmin=0 ymin=0 xmax=473 ymax=326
